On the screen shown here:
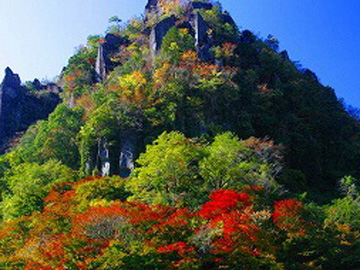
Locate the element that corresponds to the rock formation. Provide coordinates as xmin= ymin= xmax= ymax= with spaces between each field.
xmin=95 ymin=34 xmax=130 ymax=82
xmin=188 ymin=1 xmax=213 ymax=10
xmin=119 ymin=137 xmax=135 ymax=178
xmin=0 ymin=68 xmax=61 ymax=153
xmin=193 ymin=12 xmax=212 ymax=61
xmin=150 ymin=15 xmax=177 ymax=58
xmin=95 ymin=44 xmax=107 ymax=82
xmin=146 ymin=0 xmax=236 ymax=61
xmin=145 ymin=0 xmax=160 ymax=20
xmin=98 ymin=138 xmax=111 ymax=176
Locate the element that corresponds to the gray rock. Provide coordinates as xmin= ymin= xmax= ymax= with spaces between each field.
xmin=150 ymin=15 xmax=177 ymax=58
xmin=95 ymin=44 xmax=107 ymax=82
xmin=192 ymin=12 xmax=213 ymax=61
xmin=95 ymin=34 xmax=129 ymax=81
xmin=119 ymin=138 xmax=135 ymax=178
xmin=98 ymin=138 xmax=111 ymax=176
xmin=0 ymin=68 xmax=60 ymax=153
xmin=193 ymin=12 xmax=209 ymax=48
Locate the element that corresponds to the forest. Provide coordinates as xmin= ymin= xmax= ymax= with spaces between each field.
xmin=0 ymin=0 xmax=360 ymax=269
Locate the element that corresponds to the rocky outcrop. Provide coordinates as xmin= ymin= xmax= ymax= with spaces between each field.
xmin=150 ymin=15 xmax=177 ymax=58
xmin=147 ymin=1 xmax=237 ymax=62
xmin=145 ymin=0 xmax=160 ymax=20
xmin=192 ymin=12 xmax=213 ymax=61
xmin=189 ymin=1 xmax=214 ymax=10
xmin=119 ymin=137 xmax=135 ymax=178
xmin=31 ymin=79 xmax=62 ymax=93
xmin=95 ymin=44 xmax=107 ymax=82
xmin=280 ymin=50 xmax=290 ymax=61
xmin=95 ymin=34 xmax=130 ymax=82
xmin=84 ymin=135 xmax=136 ymax=178
xmin=98 ymin=138 xmax=111 ymax=176
xmin=0 ymin=68 xmax=61 ymax=153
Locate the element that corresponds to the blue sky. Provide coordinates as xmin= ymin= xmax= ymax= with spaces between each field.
xmin=0 ymin=0 xmax=359 ymax=107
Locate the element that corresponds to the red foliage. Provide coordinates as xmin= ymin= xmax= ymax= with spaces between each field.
xmin=157 ymin=241 xmax=195 ymax=256
xmin=199 ymin=189 xmax=250 ymax=220
xmin=0 ymin=176 xmax=309 ymax=268
xmin=273 ymin=199 xmax=303 ymax=223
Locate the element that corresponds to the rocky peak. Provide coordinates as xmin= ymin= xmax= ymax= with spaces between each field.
xmin=2 ymin=67 xmax=21 ymax=89
xmin=0 ymin=68 xmax=61 ymax=153
xmin=188 ymin=1 xmax=213 ymax=11
xmin=145 ymin=0 xmax=159 ymax=14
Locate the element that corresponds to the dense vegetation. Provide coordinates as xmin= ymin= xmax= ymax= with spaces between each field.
xmin=1 ymin=0 xmax=360 ymax=268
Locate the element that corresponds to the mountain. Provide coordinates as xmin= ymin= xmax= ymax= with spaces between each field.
xmin=60 ymin=0 xmax=360 ymax=191
xmin=0 ymin=0 xmax=360 ymax=268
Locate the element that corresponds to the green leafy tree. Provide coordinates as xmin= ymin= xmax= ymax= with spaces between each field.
xmin=199 ymin=133 xmax=282 ymax=194
xmin=1 ymin=160 xmax=76 ymax=221
xmin=126 ymin=131 xmax=204 ymax=206
xmin=160 ymin=27 xmax=195 ymax=64
xmin=15 ymin=104 xmax=84 ymax=169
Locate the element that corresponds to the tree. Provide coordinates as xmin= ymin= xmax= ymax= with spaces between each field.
xmin=126 ymin=131 xmax=204 ymax=206
xmin=108 ymin=16 xmax=122 ymax=33
xmin=1 ymin=160 xmax=76 ymax=221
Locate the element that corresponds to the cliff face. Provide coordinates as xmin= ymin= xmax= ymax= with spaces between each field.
xmin=0 ymin=68 xmax=61 ymax=153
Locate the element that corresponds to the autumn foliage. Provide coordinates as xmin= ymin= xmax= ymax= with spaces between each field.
xmin=0 ymin=176 xmax=313 ymax=269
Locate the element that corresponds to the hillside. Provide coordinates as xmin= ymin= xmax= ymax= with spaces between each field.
xmin=0 ymin=0 xmax=360 ymax=269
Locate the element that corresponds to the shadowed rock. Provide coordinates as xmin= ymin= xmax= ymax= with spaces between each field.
xmin=190 ymin=2 xmax=213 ymax=10
xmin=145 ymin=0 xmax=160 ymax=19
xmin=280 ymin=50 xmax=290 ymax=61
xmin=150 ymin=15 xmax=177 ymax=58
xmin=95 ymin=34 xmax=129 ymax=82
xmin=119 ymin=138 xmax=135 ymax=178
xmin=98 ymin=138 xmax=111 ymax=176
xmin=0 ymin=68 xmax=61 ymax=153
xmin=193 ymin=12 xmax=213 ymax=61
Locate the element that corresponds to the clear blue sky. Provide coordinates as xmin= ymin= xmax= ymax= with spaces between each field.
xmin=0 ymin=0 xmax=359 ymax=107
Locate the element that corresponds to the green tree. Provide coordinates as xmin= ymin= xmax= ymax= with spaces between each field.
xmin=160 ymin=27 xmax=195 ymax=64
xmin=1 ymin=160 xmax=76 ymax=221
xmin=16 ymin=104 xmax=84 ymax=169
xmin=126 ymin=131 xmax=204 ymax=206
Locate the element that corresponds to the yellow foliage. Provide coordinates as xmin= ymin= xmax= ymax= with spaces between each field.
xmin=153 ymin=62 xmax=172 ymax=86
xmin=181 ymin=50 xmax=199 ymax=63
xmin=159 ymin=0 xmax=182 ymax=15
xmin=118 ymin=71 xmax=147 ymax=92
xmin=117 ymin=71 xmax=150 ymax=106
